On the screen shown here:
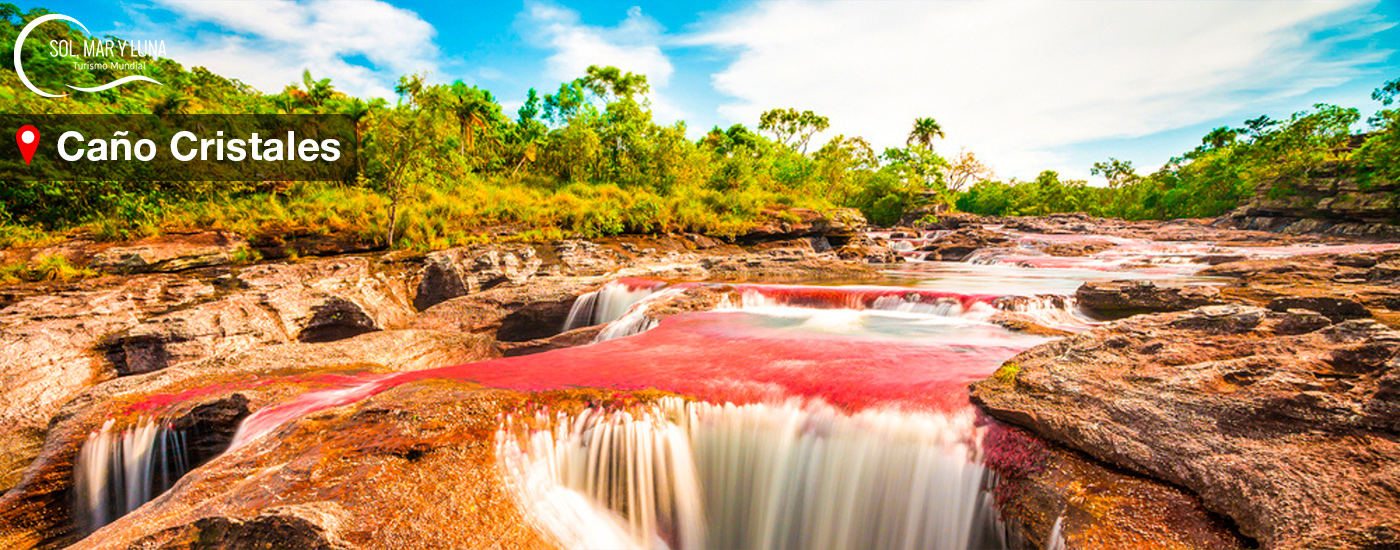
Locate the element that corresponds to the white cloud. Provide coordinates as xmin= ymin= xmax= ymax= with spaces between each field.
xmin=519 ymin=1 xmax=687 ymax=123
xmin=688 ymin=0 xmax=1390 ymax=178
xmin=143 ymin=0 xmax=440 ymax=98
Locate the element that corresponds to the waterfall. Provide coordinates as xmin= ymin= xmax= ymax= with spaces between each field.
xmin=992 ymin=295 xmax=1093 ymax=329
xmin=499 ymin=398 xmax=1005 ymax=550
xmin=73 ymin=418 xmax=190 ymax=533
xmin=564 ymin=279 xmax=667 ymax=332
xmin=594 ymin=287 xmax=686 ymax=342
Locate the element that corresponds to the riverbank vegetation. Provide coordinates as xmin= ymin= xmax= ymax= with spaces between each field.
xmin=1 ymin=4 xmax=1397 ymax=252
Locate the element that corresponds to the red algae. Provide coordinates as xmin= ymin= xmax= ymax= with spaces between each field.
xmin=233 ymin=309 xmax=1035 ymax=447
xmin=731 ymin=283 xmax=1000 ymax=310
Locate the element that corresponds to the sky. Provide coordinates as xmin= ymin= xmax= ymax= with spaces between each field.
xmin=19 ymin=0 xmax=1400 ymax=183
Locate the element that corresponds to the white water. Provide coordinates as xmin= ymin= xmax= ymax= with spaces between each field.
xmin=73 ymin=418 xmax=190 ymax=533
xmin=594 ymin=287 xmax=687 ymax=341
xmin=564 ymin=281 xmax=666 ymax=332
xmin=499 ymin=399 xmax=1005 ymax=550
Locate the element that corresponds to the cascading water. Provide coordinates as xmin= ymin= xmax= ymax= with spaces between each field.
xmin=594 ymin=286 xmax=689 ymax=341
xmin=73 ymin=418 xmax=190 ymax=533
xmin=498 ymin=398 xmax=1005 ymax=550
xmin=564 ymin=279 xmax=668 ymax=331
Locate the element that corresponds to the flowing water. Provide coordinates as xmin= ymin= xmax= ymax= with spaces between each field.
xmin=80 ymin=227 xmax=1400 ymax=546
xmin=73 ymin=419 xmax=190 ymax=533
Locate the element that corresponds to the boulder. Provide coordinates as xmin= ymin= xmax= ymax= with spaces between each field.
xmin=1267 ymin=296 xmax=1369 ymax=321
xmin=916 ymin=227 xmax=1011 ymax=261
xmin=971 ymin=309 xmax=1400 ymax=550
xmin=983 ymin=422 xmax=1250 ymax=550
xmin=413 ymin=244 xmax=542 ymax=310
xmin=1076 ymin=280 xmax=1224 ymax=317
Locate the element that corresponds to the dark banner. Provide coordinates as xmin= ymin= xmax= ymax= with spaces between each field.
xmin=0 ymin=115 xmax=358 ymax=182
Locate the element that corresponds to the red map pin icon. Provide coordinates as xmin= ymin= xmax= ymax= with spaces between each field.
xmin=16 ymin=125 xmax=39 ymax=165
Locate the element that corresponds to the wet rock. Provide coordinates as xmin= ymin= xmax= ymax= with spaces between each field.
xmin=0 ymin=257 xmax=414 ymax=492
xmin=983 ymin=422 xmax=1251 ymax=550
xmin=413 ymin=244 xmax=542 ymax=310
xmin=835 ymin=234 xmax=902 ymax=263
xmin=498 ymin=325 xmax=605 ymax=357
xmin=1267 ymin=296 xmax=1369 ymax=321
xmin=917 ymin=227 xmax=1011 ymax=261
xmin=53 ymin=384 xmax=605 ymax=550
xmin=700 ymin=248 xmax=876 ymax=282
xmin=1076 ymin=281 xmax=1224 ymax=317
xmin=129 ymin=502 xmax=355 ymax=550
xmin=971 ymin=309 xmax=1400 ymax=550
xmin=0 ymin=329 xmax=497 ymax=548
xmin=1272 ymin=308 xmax=1333 ymax=335
xmin=91 ymin=232 xmax=248 ymax=273
xmin=1167 ymin=304 xmax=1267 ymax=333
xmin=411 ymin=277 xmax=597 ymax=341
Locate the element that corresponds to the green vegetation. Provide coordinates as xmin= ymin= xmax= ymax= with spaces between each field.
xmin=959 ymin=89 xmax=1400 ymax=220
xmin=1 ymin=3 xmax=1397 ymax=255
xmin=0 ymin=254 xmax=93 ymax=283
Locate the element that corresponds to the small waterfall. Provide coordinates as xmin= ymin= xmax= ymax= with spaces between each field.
xmin=564 ymin=279 xmax=667 ymax=332
xmin=594 ymin=287 xmax=686 ymax=342
xmin=499 ymin=399 xmax=1005 ymax=550
xmin=498 ymin=405 xmax=706 ymax=550
xmin=73 ymin=418 xmax=190 ymax=533
xmin=735 ymin=286 xmax=995 ymax=315
xmin=992 ymin=295 xmax=1092 ymax=329
xmin=1044 ymin=515 xmax=1067 ymax=550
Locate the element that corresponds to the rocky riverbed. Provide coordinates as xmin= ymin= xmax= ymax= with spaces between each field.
xmin=0 ymin=211 xmax=1396 ymax=549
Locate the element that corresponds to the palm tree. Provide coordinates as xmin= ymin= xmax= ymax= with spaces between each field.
xmin=907 ymin=117 xmax=945 ymax=149
xmin=448 ymin=81 xmax=496 ymax=156
xmin=149 ymin=90 xmax=193 ymax=116
xmin=340 ymin=97 xmax=374 ymax=175
xmin=301 ymin=69 xmax=335 ymax=108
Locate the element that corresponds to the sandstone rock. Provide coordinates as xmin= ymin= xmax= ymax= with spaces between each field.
xmin=498 ymin=325 xmax=605 ymax=357
xmin=835 ymin=234 xmax=902 ymax=263
xmin=52 ymin=385 xmax=624 ymax=550
xmin=128 ymin=502 xmax=355 ymax=550
xmin=411 ymin=277 xmax=598 ymax=341
xmin=413 ymin=244 xmax=542 ymax=310
xmin=0 ymin=257 xmax=415 ymax=492
xmin=1076 ymin=281 xmax=1223 ymax=317
xmin=91 ymin=232 xmax=248 ymax=273
xmin=971 ymin=309 xmax=1400 ymax=550
xmin=737 ymin=207 xmax=865 ymax=243
xmin=1267 ymin=295 xmax=1369 ymax=321
xmin=983 ymin=422 xmax=1250 ymax=550
xmin=0 ymin=329 xmax=497 ymax=548
xmin=916 ymin=227 xmax=1012 ymax=261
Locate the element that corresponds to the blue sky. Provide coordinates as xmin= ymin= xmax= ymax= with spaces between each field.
xmin=21 ymin=0 xmax=1400 ymax=182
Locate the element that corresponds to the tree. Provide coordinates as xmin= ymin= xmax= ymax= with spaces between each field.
xmin=1090 ymin=158 xmax=1138 ymax=188
xmin=944 ymin=149 xmax=992 ymax=192
xmin=149 ymin=89 xmax=192 ymax=116
xmin=581 ymin=65 xmax=649 ymax=101
xmin=301 ymin=69 xmax=335 ymax=107
xmin=758 ymin=108 xmax=829 ymax=153
xmin=444 ymin=81 xmax=501 ymax=156
xmin=1373 ymin=77 xmax=1400 ymax=106
xmin=815 ymin=134 xmax=878 ymax=198
xmin=907 ymin=117 xmax=944 ymax=149
xmin=372 ymin=108 xmax=435 ymax=247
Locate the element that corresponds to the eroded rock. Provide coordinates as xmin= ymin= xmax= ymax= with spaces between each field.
xmin=971 ymin=308 xmax=1400 ymax=550
xmin=1076 ymin=281 xmax=1223 ymax=317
